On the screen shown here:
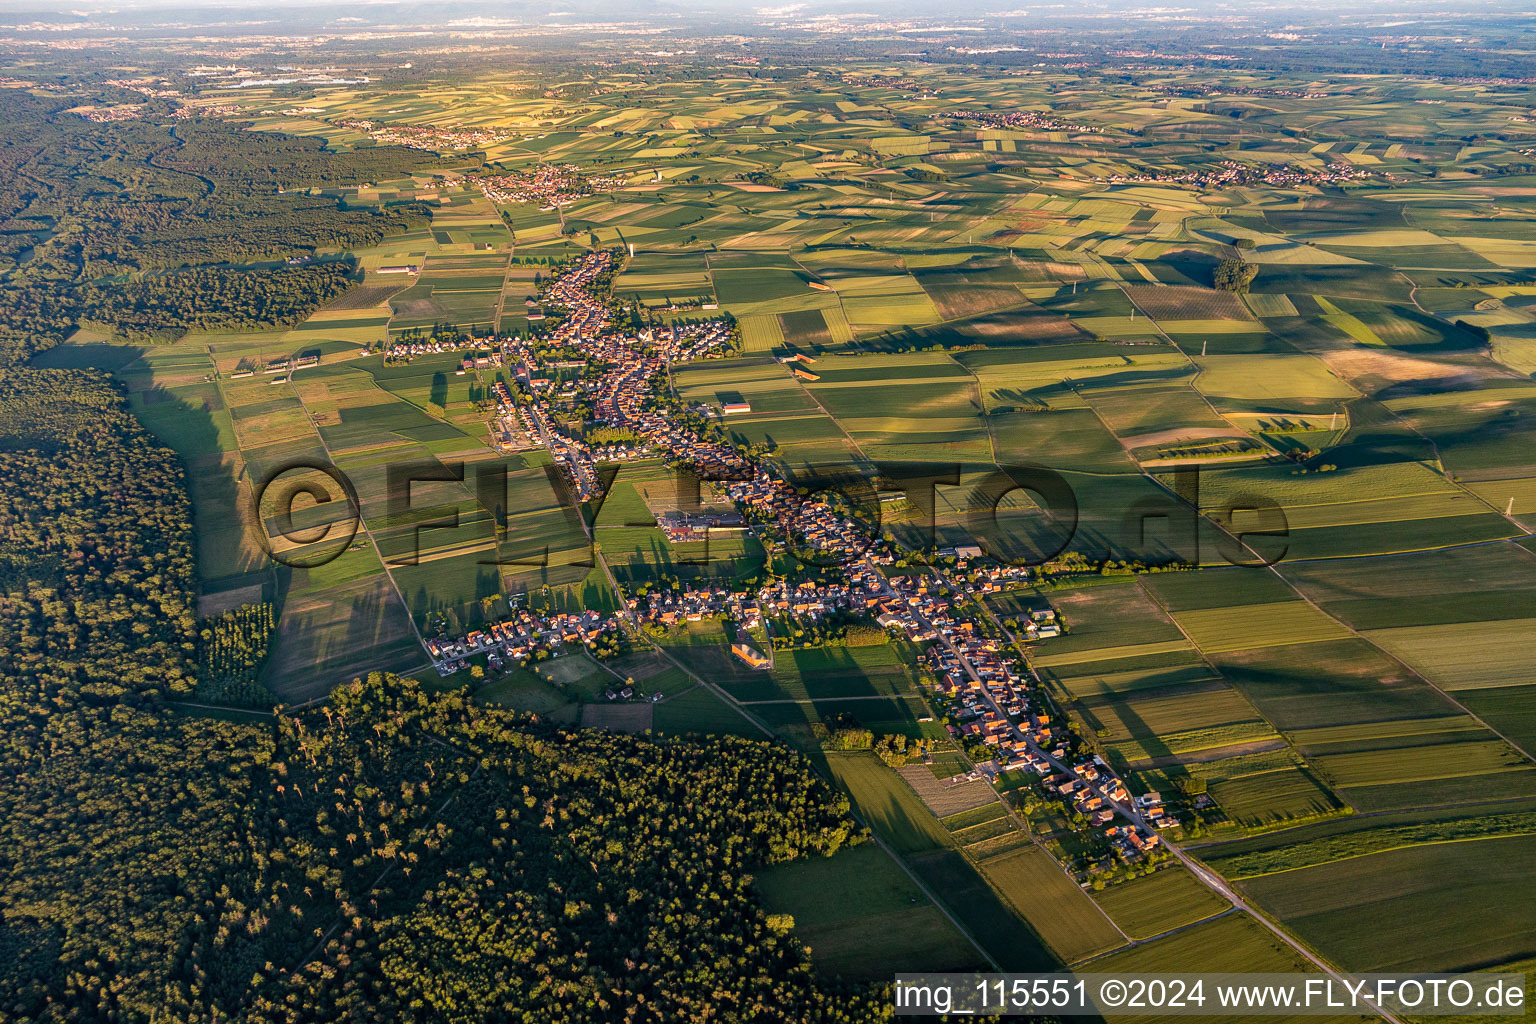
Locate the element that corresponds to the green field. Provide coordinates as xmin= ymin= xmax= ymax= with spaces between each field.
xmin=646 ymin=687 xmax=755 ymax=738
xmin=1091 ymin=867 xmax=1230 ymax=941
xmin=973 ymin=846 xmax=1126 ymax=963
xmin=816 ymin=750 xmax=953 ymax=855
xmin=752 ymin=842 xmax=984 ymax=980
xmin=1363 ymin=620 xmax=1536 ymax=691
xmin=1086 ymin=910 xmax=1320 ymax=981
xmin=1237 ymin=834 xmax=1536 ymax=972
xmin=1169 ymin=602 xmax=1353 ymax=655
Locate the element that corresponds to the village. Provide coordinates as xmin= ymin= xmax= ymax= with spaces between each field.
xmin=401 ymin=245 xmax=1174 ymax=877
xmin=1095 ymin=158 xmax=1374 ymax=189
xmin=326 ymin=118 xmax=523 ymax=152
xmin=420 ymin=510 xmax=1172 ymax=871
xmin=465 ymin=164 xmax=628 ymax=208
xmin=942 ymin=108 xmax=1105 ymax=134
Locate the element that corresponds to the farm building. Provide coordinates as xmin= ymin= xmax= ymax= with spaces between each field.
xmin=731 ymin=643 xmax=771 ymax=670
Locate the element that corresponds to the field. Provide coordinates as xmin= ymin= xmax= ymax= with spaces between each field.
xmin=752 ymin=842 xmax=984 ymax=980
xmin=902 ymin=765 xmax=1000 ymax=818
xmin=1237 ymin=834 xmax=1536 ymax=972
xmin=1458 ymin=685 xmax=1536 ymax=754
xmin=1205 ymin=806 xmax=1536 ymax=879
xmin=712 ymin=642 xmax=927 ymax=705
xmin=1168 ymin=602 xmax=1353 ymax=655
xmin=652 ymin=685 xmax=761 ymax=737
xmin=1363 ymin=620 xmax=1536 ymax=691
xmin=260 ymin=578 xmax=430 ymax=699
xmin=811 ymin=750 xmax=1069 ymax=971
xmin=1088 ymin=910 xmax=1316 ymax=980
xmin=906 ymin=849 xmax=1059 ymax=971
xmin=1091 ymin=866 xmax=1231 ymax=941
xmin=1280 ymin=544 xmax=1536 ymax=631
xmin=476 ymin=667 xmax=581 ymax=722
xmin=1086 ymin=912 xmax=1363 ymax=1024
xmin=972 ymin=846 xmax=1126 ymax=963
xmin=1029 ymin=575 xmax=1355 ymax=829
xmin=816 ymin=751 xmax=953 ymax=855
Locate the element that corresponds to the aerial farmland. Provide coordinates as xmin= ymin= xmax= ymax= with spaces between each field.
xmin=6 ymin=5 xmax=1536 ymax=1019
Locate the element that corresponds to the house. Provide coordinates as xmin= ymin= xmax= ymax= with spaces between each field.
xmin=721 ymin=401 xmax=752 ymax=415
xmin=731 ymin=642 xmax=770 ymax=670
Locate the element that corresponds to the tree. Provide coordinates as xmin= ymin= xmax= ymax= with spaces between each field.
xmin=1213 ymin=257 xmax=1258 ymax=293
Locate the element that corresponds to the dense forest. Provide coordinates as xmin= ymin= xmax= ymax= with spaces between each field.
xmin=0 ymin=369 xmax=888 ymax=1021
xmin=196 ymin=602 xmax=278 ymax=707
xmin=0 ymin=91 xmax=443 ymax=360
xmin=77 ymin=261 xmax=359 ymax=339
